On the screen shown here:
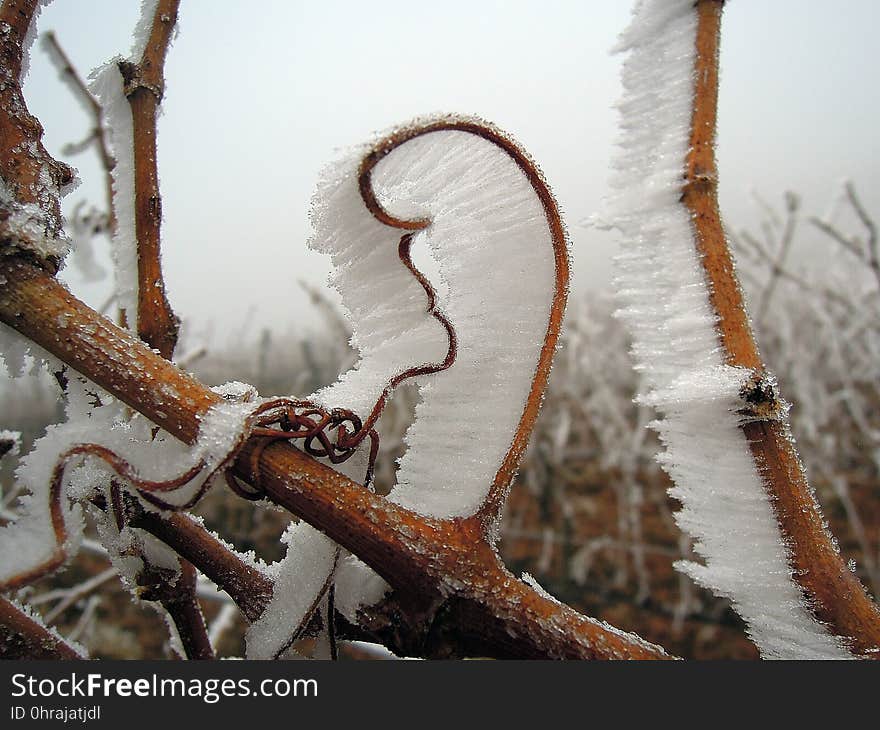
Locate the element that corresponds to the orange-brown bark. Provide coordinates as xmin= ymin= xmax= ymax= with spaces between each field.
xmin=683 ymin=0 xmax=880 ymax=654
xmin=121 ymin=0 xmax=181 ymax=359
xmin=0 ymin=0 xmax=73 ymax=271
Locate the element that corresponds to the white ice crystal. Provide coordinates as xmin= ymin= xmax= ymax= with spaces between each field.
xmin=88 ymin=63 xmax=138 ymax=328
xmin=245 ymin=525 xmax=337 ymax=659
xmin=18 ymin=0 xmax=52 ymax=82
xmin=608 ymin=0 xmax=852 ymax=659
xmin=0 ymin=375 xmax=257 ymax=590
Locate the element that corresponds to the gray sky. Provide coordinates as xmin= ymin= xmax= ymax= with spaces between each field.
xmin=22 ymin=0 xmax=880 ymax=341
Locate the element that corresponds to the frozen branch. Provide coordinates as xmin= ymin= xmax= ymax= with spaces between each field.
xmin=682 ymin=0 xmax=880 ymax=655
xmin=0 ymin=255 xmax=668 ymax=660
xmin=0 ymin=596 xmax=84 ymax=659
xmin=120 ymin=0 xmax=180 ymax=358
xmin=0 ymin=0 xmax=74 ymax=268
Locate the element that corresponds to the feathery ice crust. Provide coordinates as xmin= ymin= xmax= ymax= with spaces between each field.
xmin=247 ymin=116 xmax=568 ymax=656
xmin=314 ymin=118 xmax=561 ymax=520
xmin=0 ymin=375 xmax=258 ymax=591
xmin=609 ymin=0 xmax=851 ymax=658
xmin=87 ymin=0 xmax=167 ymax=330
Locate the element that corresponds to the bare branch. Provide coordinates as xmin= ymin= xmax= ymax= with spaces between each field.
xmin=0 ymin=596 xmax=84 ymax=659
xmin=122 ymin=0 xmax=181 ymax=359
xmin=845 ymin=182 xmax=880 ymax=294
xmin=809 ymin=216 xmax=865 ymax=260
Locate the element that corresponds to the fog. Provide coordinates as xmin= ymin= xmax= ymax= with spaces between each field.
xmin=20 ymin=0 xmax=880 ymax=335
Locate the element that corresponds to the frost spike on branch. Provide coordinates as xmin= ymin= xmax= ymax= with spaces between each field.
xmin=610 ymin=0 xmax=880 ymax=656
xmin=685 ymin=0 xmax=880 ymax=655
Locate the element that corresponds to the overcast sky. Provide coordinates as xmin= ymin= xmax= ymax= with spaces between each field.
xmin=21 ymin=0 xmax=880 ymax=342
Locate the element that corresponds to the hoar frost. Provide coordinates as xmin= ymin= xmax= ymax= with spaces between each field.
xmin=87 ymin=0 xmax=171 ymax=330
xmin=0 ymin=376 xmax=261 ymax=591
xmin=247 ymin=116 xmax=565 ymax=657
xmin=608 ymin=0 xmax=852 ymax=659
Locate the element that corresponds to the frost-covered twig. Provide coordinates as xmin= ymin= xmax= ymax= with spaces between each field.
xmin=809 ymin=182 xmax=880 ymax=297
xmin=129 ymin=507 xmax=273 ymax=623
xmin=735 ymin=189 xmax=880 ymax=599
xmin=0 ymin=0 xmax=74 ymax=268
xmin=90 ymin=0 xmax=180 ymax=355
xmin=0 ymin=595 xmax=84 ymax=659
xmin=123 ymin=0 xmax=180 ymax=358
xmin=611 ymin=0 xmax=880 ymax=657
xmin=42 ymin=31 xmax=116 ymax=237
xmin=136 ymin=557 xmax=214 ymax=660
xmin=685 ymin=2 xmax=880 ymax=655
xmin=40 ymin=566 xmax=116 ymax=624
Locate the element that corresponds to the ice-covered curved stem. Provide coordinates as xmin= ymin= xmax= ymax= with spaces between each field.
xmin=609 ymin=0 xmax=880 ymax=658
xmin=248 ymin=116 xmax=569 ymax=657
xmin=315 ymin=117 xmax=568 ymax=525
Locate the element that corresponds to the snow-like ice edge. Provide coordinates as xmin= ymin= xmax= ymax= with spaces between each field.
xmin=608 ymin=0 xmax=852 ymax=659
xmin=247 ymin=115 xmax=565 ymax=658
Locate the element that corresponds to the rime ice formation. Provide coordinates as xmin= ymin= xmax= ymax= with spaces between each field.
xmin=0 ymin=1 xmax=75 ymax=264
xmin=247 ymin=117 xmax=566 ymax=657
xmin=608 ymin=0 xmax=851 ymax=659
xmin=88 ymin=0 xmax=167 ymax=330
xmin=0 ymin=376 xmax=258 ymax=590
xmin=312 ymin=122 xmax=559 ymax=521
xmin=245 ymin=525 xmax=338 ymax=660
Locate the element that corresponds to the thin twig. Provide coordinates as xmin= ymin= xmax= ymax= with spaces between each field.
xmin=845 ymin=182 xmax=880 ymax=294
xmin=123 ymin=0 xmax=181 ymax=359
xmin=41 ymin=567 xmax=117 ymax=624
xmin=42 ymin=31 xmax=116 ymax=235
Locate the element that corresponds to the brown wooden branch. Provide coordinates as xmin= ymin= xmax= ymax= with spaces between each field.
xmin=120 ymin=0 xmax=180 ymax=359
xmin=136 ymin=557 xmax=214 ymax=660
xmin=0 ymin=0 xmax=73 ymax=272
xmin=129 ymin=507 xmax=273 ymax=623
xmin=0 ymin=596 xmax=84 ymax=659
xmin=683 ymin=0 xmax=880 ymax=655
xmin=0 ymin=254 xmax=669 ymax=660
